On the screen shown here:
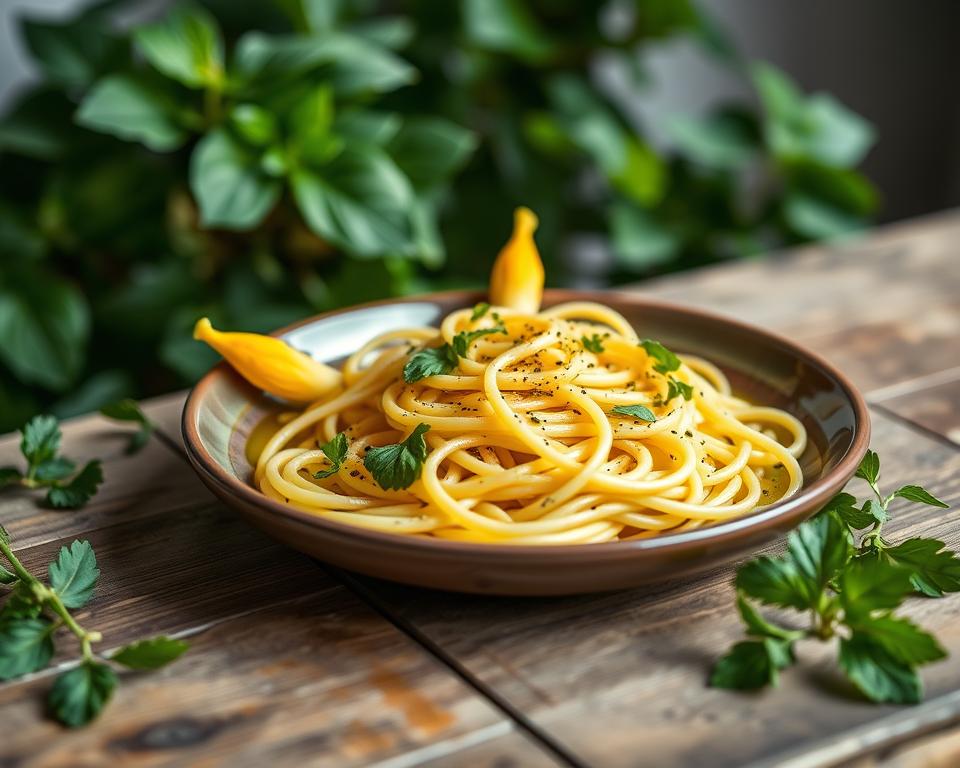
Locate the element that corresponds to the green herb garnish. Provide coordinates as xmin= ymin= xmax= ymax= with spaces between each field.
xmin=666 ymin=378 xmax=693 ymax=402
xmin=0 ymin=527 xmax=188 ymax=727
xmin=582 ymin=334 xmax=605 ymax=354
xmin=611 ymin=404 xmax=657 ymax=422
xmin=363 ymin=423 xmax=431 ymax=490
xmin=712 ymin=450 xmax=954 ymax=704
xmin=471 ymin=302 xmax=491 ymax=321
xmin=0 ymin=416 xmax=103 ymax=509
xmin=640 ymin=339 xmax=680 ymax=374
xmin=100 ymin=399 xmax=156 ymax=455
xmin=403 ymin=324 xmax=506 ymax=383
xmin=314 ymin=432 xmax=348 ymax=479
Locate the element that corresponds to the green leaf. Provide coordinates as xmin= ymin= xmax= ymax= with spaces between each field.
xmin=0 ymin=271 xmax=90 ymax=392
xmin=314 ymin=432 xmax=348 ymax=479
xmin=609 ymin=204 xmax=679 ymax=271
xmin=787 ymin=513 xmax=851 ymax=593
xmin=839 ymin=558 xmax=913 ymax=618
xmin=291 ymin=148 xmax=414 ymax=257
xmin=34 ymin=458 xmax=77 ymax=483
xmin=666 ymin=378 xmax=693 ymax=402
xmin=23 ymin=17 xmax=128 ymax=90
xmin=20 ymin=415 xmax=61 ymax=468
xmin=111 ymin=636 xmax=189 ymax=670
xmin=0 ymin=583 xmax=42 ymax=621
xmin=884 ymin=538 xmax=960 ymax=597
xmin=48 ymin=661 xmax=117 ymax=728
xmin=783 ymin=193 xmax=867 ymax=241
xmin=463 ymin=0 xmax=555 ymax=62
xmin=839 ymin=632 xmax=921 ymax=704
xmin=610 ymin=138 xmax=667 ymax=207
xmin=667 ymin=108 xmax=759 ymax=170
xmin=471 ymin=303 xmax=490 ymax=321
xmin=52 ymin=371 xmax=133 ymax=422
xmin=100 ymin=399 xmax=154 ymax=455
xmin=134 ymin=1 xmax=224 ymax=88
xmin=288 ymin=85 xmax=335 ymax=148
xmin=348 ymin=17 xmax=415 ymax=50
xmin=862 ymin=499 xmax=887 ymax=526
xmin=710 ymin=638 xmax=794 ymax=690
xmin=76 ymin=74 xmax=187 ymax=152
xmin=46 ymin=462 xmax=104 ymax=510
xmin=334 ymin=109 xmax=402 ymax=146
xmin=611 ymin=404 xmax=656 ymax=422
xmin=852 ymin=615 xmax=946 ymax=666
xmin=387 ymin=118 xmax=477 ymax=191
xmin=893 ymin=485 xmax=949 ymax=509
xmin=639 ymin=339 xmax=680 ymax=374
xmin=0 ymin=468 xmax=22 ymax=490
xmin=0 ymin=619 xmax=55 ymax=680
xmin=403 ymin=345 xmax=459 ymax=383
xmin=0 ymin=563 xmax=15 ymax=585
xmin=363 ymin=423 xmax=431 ymax=491
xmin=735 ymin=555 xmax=813 ymax=611
xmin=736 ymin=593 xmax=804 ymax=641
xmin=0 ymin=87 xmax=75 ymax=160
xmin=451 ymin=326 xmax=506 ymax=358
xmin=230 ymin=104 xmax=277 ymax=147
xmin=581 ymin=334 xmax=605 ymax=354
xmin=855 ymin=449 xmax=880 ymax=485
xmin=190 ymin=129 xmax=282 ymax=229
xmin=821 ymin=492 xmax=873 ymax=530
xmin=48 ymin=540 xmax=100 ymax=609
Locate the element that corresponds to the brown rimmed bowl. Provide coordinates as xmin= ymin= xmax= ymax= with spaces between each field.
xmin=182 ymin=289 xmax=870 ymax=595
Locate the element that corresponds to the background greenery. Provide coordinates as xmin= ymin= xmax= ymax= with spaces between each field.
xmin=0 ymin=0 xmax=878 ymax=431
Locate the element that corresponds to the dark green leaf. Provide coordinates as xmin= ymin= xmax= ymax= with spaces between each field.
xmin=611 ymin=404 xmax=657 ymax=422
xmin=134 ymin=1 xmax=224 ymax=88
xmin=471 ymin=303 xmax=490 ymax=321
xmin=348 ymin=17 xmax=415 ymax=50
xmin=0 ymin=563 xmax=15 ymax=585
xmin=0 ymin=468 xmax=22 ymax=490
xmin=314 ymin=432 xmax=348 ymax=479
xmin=736 ymin=554 xmax=814 ymax=611
xmin=388 ymin=118 xmax=477 ymax=190
xmin=893 ymin=485 xmax=949 ymax=509
xmin=822 ymin=492 xmax=874 ymax=530
xmin=46 ymin=462 xmax=104 ymax=510
xmin=292 ymin=148 xmax=414 ymax=257
xmin=884 ymin=538 xmax=960 ymax=597
xmin=403 ymin=345 xmax=458 ymax=383
xmin=855 ymin=449 xmax=880 ymax=484
xmin=852 ymin=615 xmax=946 ymax=666
xmin=463 ymin=0 xmax=555 ymax=62
xmin=639 ymin=339 xmax=680 ymax=374
xmin=783 ymin=193 xmax=868 ymax=241
xmin=667 ymin=108 xmax=759 ymax=170
xmin=839 ymin=558 xmax=913 ymax=618
xmin=230 ymin=104 xmax=277 ymax=147
xmin=76 ymin=74 xmax=187 ymax=152
xmin=451 ymin=326 xmax=506 ymax=358
xmin=0 ymin=618 xmax=55 ymax=680
xmin=862 ymin=499 xmax=887 ymax=526
xmin=111 ymin=636 xmax=189 ymax=669
xmin=0 ymin=87 xmax=75 ymax=160
xmin=334 ymin=109 xmax=402 ymax=146
xmin=48 ymin=540 xmax=99 ymax=609
xmin=20 ymin=415 xmax=61 ymax=467
xmin=736 ymin=593 xmax=804 ymax=642
xmin=99 ymin=399 xmax=148 ymax=425
xmin=52 ymin=371 xmax=133 ymax=422
xmin=839 ymin=632 xmax=921 ymax=704
xmin=787 ymin=513 xmax=851 ymax=594
xmin=34 ymin=458 xmax=77 ymax=483
xmin=23 ymin=17 xmax=127 ymax=90
xmin=48 ymin=661 xmax=117 ymax=728
xmin=364 ymin=423 xmax=431 ymax=491
xmin=581 ymin=334 xmax=605 ymax=354
xmin=190 ymin=129 xmax=282 ymax=229
xmin=609 ymin=204 xmax=679 ymax=271
xmin=666 ymin=378 xmax=694 ymax=402
xmin=0 ymin=583 xmax=42 ymax=621
xmin=710 ymin=638 xmax=794 ymax=690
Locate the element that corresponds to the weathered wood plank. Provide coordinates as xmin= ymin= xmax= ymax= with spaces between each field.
xmin=344 ymin=412 xmax=960 ymax=768
xmin=873 ymin=376 xmax=960 ymax=446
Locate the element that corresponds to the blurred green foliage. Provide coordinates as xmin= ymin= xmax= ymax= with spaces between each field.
xmin=0 ymin=0 xmax=877 ymax=430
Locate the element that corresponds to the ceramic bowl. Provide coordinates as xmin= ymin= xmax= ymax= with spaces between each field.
xmin=182 ymin=290 xmax=870 ymax=595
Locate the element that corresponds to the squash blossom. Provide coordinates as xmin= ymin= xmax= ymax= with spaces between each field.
xmin=193 ymin=318 xmax=342 ymax=403
xmin=489 ymin=207 xmax=545 ymax=313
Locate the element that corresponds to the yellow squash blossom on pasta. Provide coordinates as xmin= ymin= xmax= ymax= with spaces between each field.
xmin=489 ymin=207 xmax=544 ymax=313
xmin=193 ymin=318 xmax=341 ymax=403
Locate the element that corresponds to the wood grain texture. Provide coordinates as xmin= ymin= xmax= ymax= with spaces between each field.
xmin=874 ymin=376 xmax=960 ymax=446
xmin=0 ymin=412 xmax=556 ymax=767
xmin=347 ymin=413 xmax=960 ymax=768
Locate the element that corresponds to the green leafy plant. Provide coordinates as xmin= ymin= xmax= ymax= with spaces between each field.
xmin=0 ymin=0 xmax=876 ymax=432
xmin=0 ymin=528 xmax=188 ymax=726
xmin=364 ymin=423 xmax=431 ymax=490
xmin=99 ymin=399 xmax=156 ymax=454
xmin=712 ymin=450 xmax=955 ymax=704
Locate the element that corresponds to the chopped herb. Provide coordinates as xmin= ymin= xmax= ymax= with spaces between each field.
xmin=611 ymin=404 xmax=657 ymax=422
xmin=640 ymin=339 xmax=680 ymax=374
xmin=404 ymin=323 xmax=507 ymax=383
xmin=314 ymin=432 xmax=348 ymax=479
xmin=364 ymin=424 xmax=431 ymax=490
xmin=471 ymin=302 xmax=490 ymax=321
xmin=581 ymin=334 xmax=605 ymax=354
xmin=667 ymin=378 xmax=694 ymax=402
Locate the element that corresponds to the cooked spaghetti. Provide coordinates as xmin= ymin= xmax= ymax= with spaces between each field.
xmin=199 ymin=208 xmax=806 ymax=545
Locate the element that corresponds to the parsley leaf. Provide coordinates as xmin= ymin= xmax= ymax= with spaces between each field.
xmin=736 ymin=593 xmax=804 ymax=642
xmin=34 ymin=457 xmax=77 ymax=483
xmin=581 ymin=334 xmax=605 ymax=353
xmin=471 ymin=302 xmax=490 ymax=321
xmin=892 ymin=485 xmax=949 ymax=509
xmin=46 ymin=461 xmax=104 ymax=510
xmin=100 ymin=399 xmax=155 ymax=455
xmin=839 ymin=632 xmax=921 ymax=704
xmin=451 ymin=325 xmax=505 ymax=357
xmin=853 ymin=615 xmax=946 ymax=666
xmin=666 ymin=377 xmax=693 ymax=402
xmin=823 ymin=492 xmax=874 ymax=531
xmin=314 ymin=432 xmax=348 ymax=479
xmin=111 ymin=636 xmax=190 ymax=670
xmin=48 ymin=540 xmax=100 ymax=609
xmin=48 ymin=661 xmax=117 ymax=728
xmin=884 ymin=538 xmax=960 ymax=597
xmin=403 ymin=344 xmax=459 ymax=382
xmin=855 ymin=449 xmax=880 ymax=485
xmin=611 ymin=404 xmax=656 ymax=422
xmin=0 ymin=618 xmax=55 ymax=680
xmin=21 ymin=415 xmax=61 ymax=469
xmin=736 ymin=555 xmax=813 ymax=610
xmin=711 ymin=638 xmax=795 ymax=689
xmin=640 ymin=339 xmax=680 ymax=374
xmin=364 ymin=423 xmax=431 ymax=490
xmin=839 ymin=558 xmax=913 ymax=618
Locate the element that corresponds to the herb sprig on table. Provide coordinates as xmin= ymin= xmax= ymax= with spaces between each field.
xmin=712 ymin=450 xmax=956 ymax=703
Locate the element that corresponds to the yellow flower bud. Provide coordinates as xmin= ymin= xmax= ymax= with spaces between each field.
xmin=193 ymin=318 xmax=342 ymax=403
xmin=489 ymin=207 xmax=545 ymax=313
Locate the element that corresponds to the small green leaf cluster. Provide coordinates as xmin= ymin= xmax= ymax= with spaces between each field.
xmin=0 ymin=529 xmax=187 ymax=727
xmin=364 ymin=423 xmax=431 ymax=491
xmin=99 ymin=399 xmax=155 ymax=455
xmin=403 ymin=321 xmax=506 ymax=383
xmin=0 ymin=416 xmax=103 ymax=509
xmin=639 ymin=339 xmax=692 ymax=406
xmin=712 ymin=450 xmax=955 ymax=704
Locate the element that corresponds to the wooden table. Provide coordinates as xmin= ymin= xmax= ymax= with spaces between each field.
xmin=2 ymin=211 xmax=959 ymax=767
